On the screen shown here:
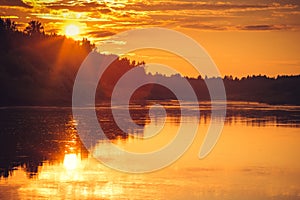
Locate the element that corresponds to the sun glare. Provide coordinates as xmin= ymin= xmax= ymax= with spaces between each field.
xmin=65 ymin=24 xmax=80 ymax=37
xmin=63 ymin=153 xmax=79 ymax=170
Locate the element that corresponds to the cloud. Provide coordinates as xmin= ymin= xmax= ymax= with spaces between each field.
xmin=180 ymin=23 xmax=291 ymax=31
xmin=240 ymin=24 xmax=290 ymax=31
xmin=87 ymin=30 xmax=115 ymax=38
xmin=0 ymin=0 xmax=32 ymax=8
xmin=111 ymin=1 xmax=299 ymax=32
xmin=46 ymin=2 xmax=111 ymax=13
xmin=117 ymin=1 xmax=297 ymax=12
xmin=181 ymin=23 xmax=228 ymax=30
xmin=1 ymin=0 xmax=299 ymax=36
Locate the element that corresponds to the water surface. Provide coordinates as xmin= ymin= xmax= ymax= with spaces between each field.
xmin=0 ymin=101 xmax=299 ymax=200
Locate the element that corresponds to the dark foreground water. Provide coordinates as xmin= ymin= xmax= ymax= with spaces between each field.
xmin=0 ymin=101 xmax=299 ymax=200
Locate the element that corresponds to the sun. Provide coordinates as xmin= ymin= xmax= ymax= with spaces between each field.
xmin=65 ymin=24 xmax=80 ymax=37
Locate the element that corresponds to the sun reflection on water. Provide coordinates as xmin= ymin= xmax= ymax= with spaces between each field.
xmin=17 ymin=154 xmax=125 ymax=199
xmin=0 ymin=103 xmax=300 ymax=199
xmin=63 ymin=153 xmax=80 ymax=170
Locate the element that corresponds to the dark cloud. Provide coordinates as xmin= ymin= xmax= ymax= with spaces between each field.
xmin=152 ymin=0 xmax=300 ymax=9
xmin=0 ymin=0 xmax=32 ymax=8
xmin=97 ymin=8 xmax=112 ymax=14
xmin=46 ymin=2 xmax=110 ymax=12
xmin=87 ymin=30 xmax=115 ymax=38
xmin=180 ymin=23 xmax=292 ymax=31
xmin=117 ymin=2 xmax=286 ymax=12
xmin=181 ymin=23 xmax=227 ymax=30
xmin=241 ymin=24 xmax=289 ymax=30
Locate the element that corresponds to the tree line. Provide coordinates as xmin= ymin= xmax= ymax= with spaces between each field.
xmin=0 ymin=18 xmax=299 ymax=106
xmin=148 ymin=74 xmax=300 ymax=105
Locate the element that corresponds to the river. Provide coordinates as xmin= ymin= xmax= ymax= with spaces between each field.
xmin=0 ymin=101 xmax=299 ymax=200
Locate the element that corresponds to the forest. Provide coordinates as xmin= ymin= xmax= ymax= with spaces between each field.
xmin=0 ymin=18 xmax=299 ymax=106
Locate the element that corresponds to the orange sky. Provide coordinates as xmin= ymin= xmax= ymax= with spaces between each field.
xmin=0 ymin=0 xmax=299 ymax=77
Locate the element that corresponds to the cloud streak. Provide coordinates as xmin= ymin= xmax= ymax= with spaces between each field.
xmin=117 ymin=1 xmax=297 ymax=12
xmin=1 ymin=0 xmax=300 ymax=37
xmin=241 ymin=24 xmax=290 ymax=31
xmin=87 ymin=30 xmax=115 ymax=38
xmin=0 ymin=0 xmax=32 ymax=8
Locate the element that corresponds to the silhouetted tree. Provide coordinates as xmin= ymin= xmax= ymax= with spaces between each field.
xmin=24 ymin=20 xmax=44 ymax=36
xmin=0 ymin=18 xmax=17 ymax=32
xmin=0 ymin=18 xmax=299 ymax=106
xmin=81 ymin=37 xmax=95 ymax=52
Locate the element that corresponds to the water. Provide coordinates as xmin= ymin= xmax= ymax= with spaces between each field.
xmin=0 ymin=101 xmax=299 ymax=200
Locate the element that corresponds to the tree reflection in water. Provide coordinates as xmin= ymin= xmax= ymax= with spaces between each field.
xmin=0 ymin=102 xmax=299 ymax=178
xmin=0 ymin=108 xmax=88 ymax=178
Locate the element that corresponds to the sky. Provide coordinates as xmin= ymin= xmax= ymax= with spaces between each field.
xmin=0 ymin=0 xmax=300 ymax=77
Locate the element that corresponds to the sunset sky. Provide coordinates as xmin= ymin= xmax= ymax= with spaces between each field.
xmin=0 ymin=0 xmax=299 ymax=77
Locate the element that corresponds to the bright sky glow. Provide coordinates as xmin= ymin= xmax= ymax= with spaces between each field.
xmin=1 ymin=0 xmax=299 ymax=77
